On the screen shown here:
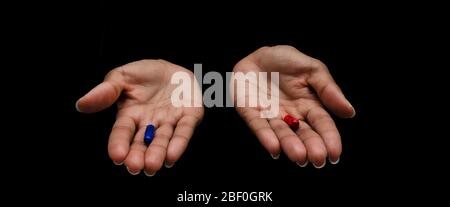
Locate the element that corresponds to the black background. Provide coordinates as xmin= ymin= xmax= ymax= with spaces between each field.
xmin=4 ymin=1 xmax=448 ymax=205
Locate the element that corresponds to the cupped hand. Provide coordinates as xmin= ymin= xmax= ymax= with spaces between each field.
xmin=233 ymin=46 xmax=355 ymax=168
xmin=76 ymin=60 xmax=204 ymax=176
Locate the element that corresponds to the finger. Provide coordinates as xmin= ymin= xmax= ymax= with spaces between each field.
xmin=144 ymin=124 xmax=173 ymax=176
xmin=306 ymin=107 xmax=341 ymax=164
xmin=269 ymin=119 xmax=307 ymax=164
xmin=307 ymin=61 xmax=355 ymax=118
xmin=124 ymin=127 xmax=147 ymax=175
xmin=76 ymin=70 xmax=123 ymax=113
xmin=237 ymin=108 xmax=281 ymax=158
xmin=297 ymin=121 xmax=328 ymax=168
xmin=108 ymin=116 xmax=136 ymax=165
xmin=166 ymin=115 xmax=200 ymax=165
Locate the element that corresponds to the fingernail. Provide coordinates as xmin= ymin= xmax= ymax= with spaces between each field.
xmin=296 ymin=160 xmax=308 ymax=167
xmin=144 ymin=170 xmax=156 ymax=177
xmin=126 ymin=166 xmax=140 ymax=175
xmin=113 ymin=160 xmax=124 ymax=166
xmin=346 ymin=100 xmax=356 ymax=118
xmin=313 ymin=161 xmax=326 ymax=169
xmin=271 ymin=153 xmax=280 ymax=160
xmin=75 ymin=100 xmax=81 ymax=112
xmin=329 ymin=157 xmax=340 ymax=165
xmin=164 ymin=161 xmax=174 ymax=168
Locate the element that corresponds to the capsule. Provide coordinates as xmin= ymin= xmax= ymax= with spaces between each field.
xmin=144 ymin=124 xmax=155 ymax=145
xmin=283 ymin=114 xmax=299 ymax=131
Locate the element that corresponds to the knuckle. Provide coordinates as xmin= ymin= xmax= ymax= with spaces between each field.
xmin=311 ymin=58 xmax=328 ymax=72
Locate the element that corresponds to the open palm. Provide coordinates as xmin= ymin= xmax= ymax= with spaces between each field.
xmin=76 ymin=60 xmax=204 ymax=176
xmin=233 ymin=46 xmax=355 ymax=168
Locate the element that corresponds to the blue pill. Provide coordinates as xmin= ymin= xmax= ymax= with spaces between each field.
xmin=144 ymin=124 xmax=155 ymax=145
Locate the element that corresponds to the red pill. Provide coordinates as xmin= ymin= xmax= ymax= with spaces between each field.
xmin=283 ymin=114 xmax=299 ymax=131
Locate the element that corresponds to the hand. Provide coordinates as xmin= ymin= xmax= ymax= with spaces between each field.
xmin=76 ymin=60 xmax=204 ymax=176
xmin=232 ymin=46 xmax=355 ymax=168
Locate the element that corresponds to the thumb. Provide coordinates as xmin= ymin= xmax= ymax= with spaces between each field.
xmin=307 ymin=62 xmax=355 ymax=118
xmin=76 ymin=71 xmax=123 ymax=113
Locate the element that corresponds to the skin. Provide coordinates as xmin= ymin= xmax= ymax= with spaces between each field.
xmin=232 ymin=45 xmax=355 ymax=168
xmin=76 ymin=45 xmax=355 ymax=175
xmin=76 ymin=60 xmax=204 ymax=176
